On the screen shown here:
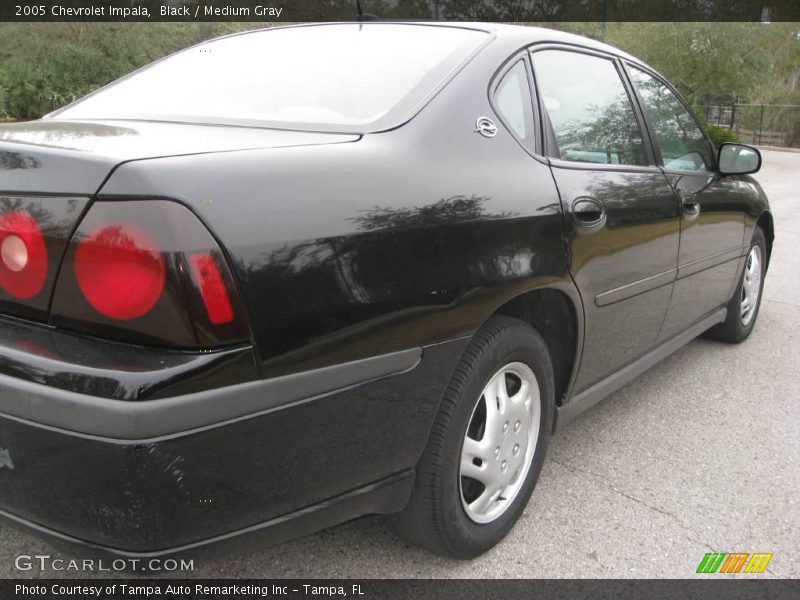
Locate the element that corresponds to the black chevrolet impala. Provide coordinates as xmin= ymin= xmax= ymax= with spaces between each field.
xmin=0 ymin=23 xmax=772 ymax=558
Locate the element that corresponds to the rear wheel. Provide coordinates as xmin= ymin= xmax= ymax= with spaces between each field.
xmin=387 ymin=315 xmax=554 ymax=558
xmin=707 ymin=227 xmax=766 ymax=343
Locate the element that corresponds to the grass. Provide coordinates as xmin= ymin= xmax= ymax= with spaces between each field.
xmin=0 ymin=23 xmax=265 ymax=120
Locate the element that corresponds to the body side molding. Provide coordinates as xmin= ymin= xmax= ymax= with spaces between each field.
xmin=676 ymin=245 xmax=749 ymax=280
xmin=594 ymin=245 xmax=746 ymax=308
xmin=595 ymin=268 xmax=677 ymax=307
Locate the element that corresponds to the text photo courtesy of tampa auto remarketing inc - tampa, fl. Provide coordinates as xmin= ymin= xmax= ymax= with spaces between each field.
xmin=0 ymin=1 xmax=798 ymax=598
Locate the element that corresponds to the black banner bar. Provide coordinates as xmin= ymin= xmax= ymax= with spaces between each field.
xmin=3 ymin=580 xmax=800 ymax=600
xmin=1 ymin=0 xmax=799 ymax=22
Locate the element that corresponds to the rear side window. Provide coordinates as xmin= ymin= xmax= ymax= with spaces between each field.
xmin=627 ymin=66 xmax=711 ymax=172
xmin=494 ymin=61 xmax=535 ymax=146
xmin=531 ymin=50 xmax=647 ymax=166
xmin=53 ymin=24 xmax=488 ymax=132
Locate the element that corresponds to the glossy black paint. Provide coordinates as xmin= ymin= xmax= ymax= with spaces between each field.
xmin=656 ymin=171 xmax=748 ymax=342
xmin=0 ymin=315 xmax=257 ymax=400
xmin=100 ymin=125 xmax=568 ymax=377
xmin=552 ymin=164 xmax=681 ymax=391
xmin=0 ymin=338 xmax=465 ymax=552
xmin=0 ymin=120 xmax=357 ymax=194
xmin=0 ymin=24 xmax=772 ymax=555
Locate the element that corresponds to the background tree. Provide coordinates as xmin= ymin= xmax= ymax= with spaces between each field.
xmin=1 ymin=19 xmax=798 ymax=136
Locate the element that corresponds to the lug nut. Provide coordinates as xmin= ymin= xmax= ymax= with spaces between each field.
xmin=501 ymin=460 xmax=507 ymax=473
xmin=494 ymin=447 xmax=500 ymax=458
xmin=513 ymin=444 xmax=520 ymax=455
xmin=503 ymin=422 xmax=509 ymax=434
xmin=514 ymin=420 xmax=521 ymax=432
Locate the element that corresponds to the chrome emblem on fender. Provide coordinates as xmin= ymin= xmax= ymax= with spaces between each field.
xmin=475 ymin=116 xmax=497 ymax=138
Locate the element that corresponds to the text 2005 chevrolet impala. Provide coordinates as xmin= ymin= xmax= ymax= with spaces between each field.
xmin=0 ymin=23 xmax=772 ymax=558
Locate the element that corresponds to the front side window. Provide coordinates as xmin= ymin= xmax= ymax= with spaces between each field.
xmin=531 ymin=50 xmax=646 ymax=166
xmin=53 ymin=24 xmax=488 ymax=131
xmin=628 ymin=66 xmax=711 ymax=172
xmin=494 ymin=61 xmax=535 ymax=146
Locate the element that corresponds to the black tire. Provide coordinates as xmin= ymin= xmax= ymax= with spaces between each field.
xmin=386 ymin=315 xmax=554 ymax=558
xmin=707 ymin=227 xmax=767 ymax=343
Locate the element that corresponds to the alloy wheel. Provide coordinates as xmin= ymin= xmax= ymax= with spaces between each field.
xmin=459 ymin=362 xmax=541 ymax=524
xmin=740 ymin=245 xmax=762 ymax=326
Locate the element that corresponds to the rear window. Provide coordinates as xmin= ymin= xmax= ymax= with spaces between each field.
xmin=53 ymin=24 xmax=488 ymax=132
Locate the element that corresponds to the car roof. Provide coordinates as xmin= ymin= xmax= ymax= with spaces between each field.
xmin=461 ymin=22 xmax=643 ymax=62
xmin=257 ymin=22 xmax=646 ymax=67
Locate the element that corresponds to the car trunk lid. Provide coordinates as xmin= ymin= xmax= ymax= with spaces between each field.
xmin=0 ymin=119 xmax=358 ymax=321
xmin=0 ymin=119 xmax=359 ymax=195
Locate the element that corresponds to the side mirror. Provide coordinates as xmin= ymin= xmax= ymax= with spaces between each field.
xmin=718 ymin=143 xmax=761 ymax=176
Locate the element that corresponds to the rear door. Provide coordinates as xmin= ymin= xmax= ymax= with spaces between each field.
xmin=624 ymin=64 xmax=746 ymax=342
xmin=530 ymin=47 xmax=681 ymax=392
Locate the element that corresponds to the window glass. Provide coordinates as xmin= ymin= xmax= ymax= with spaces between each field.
xmin=628 ymin=66 xmax=711 ymax=172
xmin=531 ymin=50 xmax=646 ymax=166
xmin=54 ymin=25 xmax=487 ymax=131
xmin=494 ymin=61 xmax=534 ymax=144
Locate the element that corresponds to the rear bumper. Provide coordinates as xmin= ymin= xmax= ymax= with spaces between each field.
xmin=0 ymin=343 xmax=421 ymax=441
xmin=0 ymin=471 xmax=414 ymax=561
xmin=0 ymin=318 xmax=468 ymax=556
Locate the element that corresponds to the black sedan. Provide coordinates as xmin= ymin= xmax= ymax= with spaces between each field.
xmin=0 ymin=23 xmax=771 ymax=559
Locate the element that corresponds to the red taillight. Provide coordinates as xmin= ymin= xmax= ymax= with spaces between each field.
xmin=189 ymin=253 xmax=234 ymax=325
xmin=0 ymin=210 xmax=48 ymax=299
xmin=51 ymin=200 xmax=249 ymax=348
xmin=75 ymin=222 xmax=166 ymax=321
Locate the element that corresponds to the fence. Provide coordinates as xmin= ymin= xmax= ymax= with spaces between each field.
xmin=702 ymin=102 xmax=800 ymax=148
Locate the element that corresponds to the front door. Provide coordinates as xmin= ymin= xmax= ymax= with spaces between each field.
xmin=531 ymin=48 xmax=681 ymax=392
xmin=624 ymin=65 xmax=746 ymax=342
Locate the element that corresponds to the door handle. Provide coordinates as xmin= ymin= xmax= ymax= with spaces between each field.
xmin=572 ymin=197 xmax=606 ymax=227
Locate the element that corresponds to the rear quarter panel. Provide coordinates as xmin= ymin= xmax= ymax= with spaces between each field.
xmin=99 ymin=41 xmax=572 ymax=381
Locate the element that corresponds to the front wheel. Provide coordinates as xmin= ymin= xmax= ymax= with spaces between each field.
xmin=387 ymin=315 xmax=554 ymax=558
xmin=707 ymin=227 xmax=767 ymax=343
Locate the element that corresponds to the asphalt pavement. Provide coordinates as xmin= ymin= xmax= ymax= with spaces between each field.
xmin=0 ymin=150 xmax=797 ymax=579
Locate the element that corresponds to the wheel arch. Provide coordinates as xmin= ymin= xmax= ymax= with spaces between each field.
xmin=410 ymin=283 xmax=583 ymax=480
xmin=490 ymin=286 xmax=583 ymax=411
xmin=756 ymin=210 xmax=774 ymax=269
